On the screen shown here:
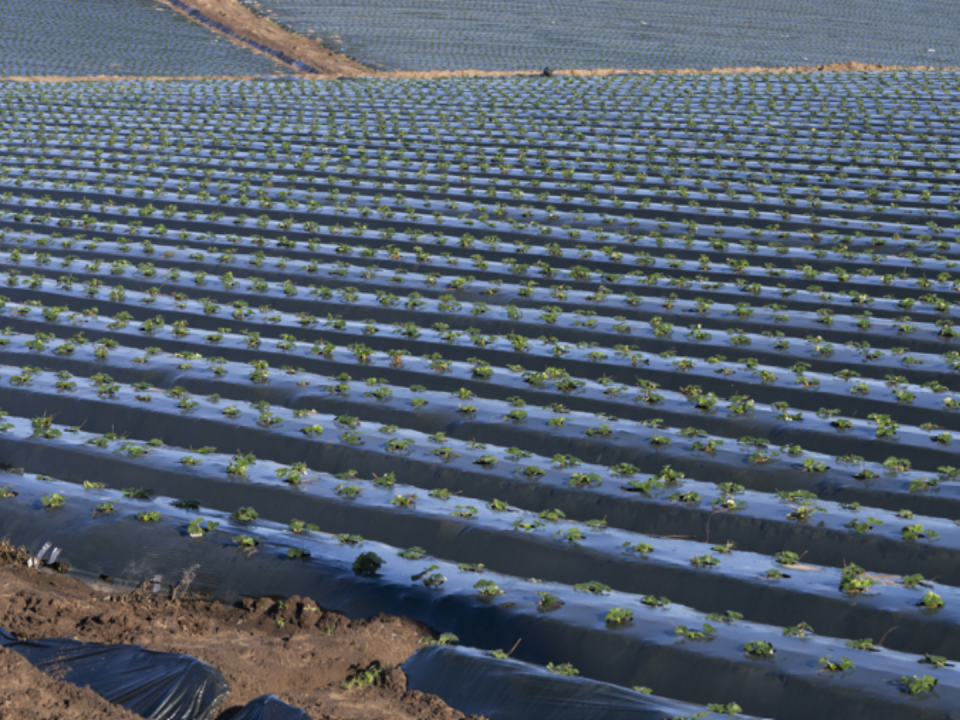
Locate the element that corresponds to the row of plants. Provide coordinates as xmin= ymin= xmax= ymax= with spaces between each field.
xmin=0 ymin=470 xmax=954 ymax=720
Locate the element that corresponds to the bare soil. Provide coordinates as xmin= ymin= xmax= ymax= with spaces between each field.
xmin=0 ymin=544 xmax=482 ymax=720
xmin=156 ymin=0 xmax=371 ymax=76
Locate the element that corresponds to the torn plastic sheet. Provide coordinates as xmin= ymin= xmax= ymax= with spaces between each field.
xmin=0 ymin=625 xmax=230 ymax=720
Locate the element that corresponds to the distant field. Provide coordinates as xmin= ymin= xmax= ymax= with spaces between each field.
xmin=0 ymin=0 xmax=280 ymax=77
xmin=238 ymin=0 xmax=960 ymax=71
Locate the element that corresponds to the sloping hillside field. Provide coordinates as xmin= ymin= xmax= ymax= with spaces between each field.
xmin=1 ymin=72 xmax=960 ymax=718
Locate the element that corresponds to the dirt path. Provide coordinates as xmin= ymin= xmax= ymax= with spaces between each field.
xmin=157 ymin=0 xmax=372 ymax=76
xmin=0 ymin=544 xmax=481 ymax=720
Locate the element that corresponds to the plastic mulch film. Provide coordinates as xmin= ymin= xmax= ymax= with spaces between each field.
xmin=0 ymin=625 xmax=231 ymax=720
xmin=402 ymin=645 xmax=762 ymax=720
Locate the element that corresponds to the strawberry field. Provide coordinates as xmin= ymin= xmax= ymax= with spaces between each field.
xmin=0 ymin=0 xmax=280 ymax=77
xmin=236 ymin=0 xmax=960 ymax=71
xmin=1 ymin=72 xmax=960 ymax=718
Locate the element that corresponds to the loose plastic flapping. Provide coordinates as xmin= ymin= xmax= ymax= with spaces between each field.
xmin=0 ymin=625 xmax=230 ymax=720
xmin=228 ymin=694 xmax=311 ymax=720
xmin=402 ymin=645 xmax=756 ymax=720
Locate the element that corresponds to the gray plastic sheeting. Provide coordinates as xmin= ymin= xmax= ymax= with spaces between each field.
xmin=402 ymin=645 xmax=758 ymax=720
xmin=0 ymin=625 xmax=230 ymax=720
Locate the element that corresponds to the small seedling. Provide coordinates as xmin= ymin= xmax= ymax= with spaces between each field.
xmin=233 ymin=535 xmax=260 ymax=549
xmin=137 ymin=511 xmax=162 ymax=522
xmin=575 ymin=581 xmax=611 ymax=595
xmin=707 ymin=703 xmax=743 ymax=716
xmin=817 ymin=655 xmax=856 ymax=672
xmin=411 ymin=565 xmax=446 ymax=588
xmin=419 ymin=633 xmax=458 ymax=646
xmin=920 ymin=654 xmax=953 ymax=668
xmin=231 ymin=506 xmax=259 ymax=522
xmin=288 ymin=519 xmax=319 ymax=534
xmin=899 ymin=675 xmax=937 ymax=694
xmin=605 ymin=608 xmax=634 ymax=625
xmin=839 ymin=564 xmax=879 ymax=594
xmin=474 ymin=579 xmax=504 ymax=596
xmin=782 ymin=622 xmax=814 ymax=637
xmin=774 ymin=551 xmax=800 ymax=566
xmin=122 ymin=487 xmax=154 ymax=499
xmin=691 ymin=554 xmax=720 ymax=568
xmin=918 ymin=591 xmax=945 ymax=609
xmin=641 ymin=595 xmax=671 ymax=608
xmin=187 ymin=518 xmax=219 ymax=537
xmin=744 ymin=641 xmax=774 ymax=657
xmin=398 ymin=547 xmax=427 ymax=560
xmin=537 ymin=592 xmax=564 ymax=610
xmin=546 ymin=662 xmax=579 ymax=676
xmin=353 ymin=552 xmax=384 ymax=576
xmin=675 ymin=624 xmax=716 ymax=640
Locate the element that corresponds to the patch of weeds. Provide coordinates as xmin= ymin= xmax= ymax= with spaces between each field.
xmin=342 ymin=663 xmax=386 ymax=692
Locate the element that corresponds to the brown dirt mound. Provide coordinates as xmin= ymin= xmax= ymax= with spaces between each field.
xmin=0 ymin=545 xmax=482 ymax=720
